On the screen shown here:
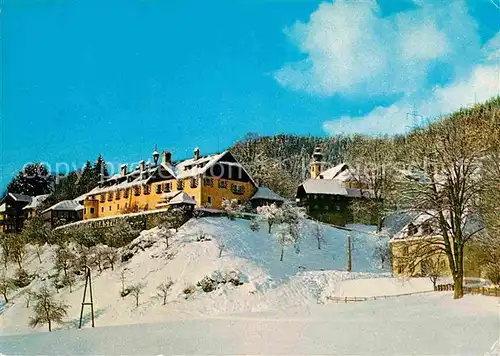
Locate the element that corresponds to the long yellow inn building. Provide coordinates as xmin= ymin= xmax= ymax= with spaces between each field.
xmin=82 ymin=148 xmax=257 ymax=220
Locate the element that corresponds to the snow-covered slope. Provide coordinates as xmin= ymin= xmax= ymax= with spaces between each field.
xmin=1 ymin=216 xmax=426 ymax=335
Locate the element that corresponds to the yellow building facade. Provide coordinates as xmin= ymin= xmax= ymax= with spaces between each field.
xmin=83 ymin=149 xmax=257 ymax=220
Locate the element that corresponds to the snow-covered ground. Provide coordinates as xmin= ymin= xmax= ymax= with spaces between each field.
xmin=1 ymin=216 xmax=498 ymax=355
xmin=1 ymin=293 xmax=498 ymax=355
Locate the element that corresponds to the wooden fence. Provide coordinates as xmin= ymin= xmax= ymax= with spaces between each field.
xmin=435 ymin=283 xmax=500 ymax=297
xmin=326 ymin=290 xmax=434 ymax=303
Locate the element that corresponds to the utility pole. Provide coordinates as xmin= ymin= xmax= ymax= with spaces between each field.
xmin=79 ymin=266 xmax=95 ymax=329
xmin=406 ymin=106 xmax=424 ymax=129
xmin=347 ymin=234 xmax=352 ymax=272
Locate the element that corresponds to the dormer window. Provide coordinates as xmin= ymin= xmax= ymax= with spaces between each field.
xmin=408 ymin=223 xmax=418 ymax=236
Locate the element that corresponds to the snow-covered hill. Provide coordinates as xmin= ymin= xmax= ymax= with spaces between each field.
xmin=1 ymin=217 xmax=431 ymax=335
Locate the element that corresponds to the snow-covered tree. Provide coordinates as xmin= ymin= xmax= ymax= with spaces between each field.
xmin=29 ymin=286 xmax=69 ymax=332
xmin=274 ymin=225 xmax=299 ymax=262
xmin=373 ymin=238 xmax=391 ymax=269
xmin=222 ymin=199 xmax=244 ymax=220
xmin=256 ymin=203 xmax=283 ymax=233
xmin=312 ymin=221 xmax=326 ymax=250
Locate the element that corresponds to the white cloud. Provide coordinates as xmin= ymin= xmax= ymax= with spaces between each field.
xmin=322 ymin=32 xmax=500 ymax=135
xmin=275 ymin=0 xmax=499 ymax=135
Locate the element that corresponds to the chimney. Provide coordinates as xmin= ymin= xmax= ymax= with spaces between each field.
xmin=194 ymin=147 xmax=200 ymax=161
xmin=162 ymin=151 xmax=172 ymax=165
xmin=139 ymin=160 xmax=145 ymax=171
xmin=120 ymin=164 xmax=127 ymax=176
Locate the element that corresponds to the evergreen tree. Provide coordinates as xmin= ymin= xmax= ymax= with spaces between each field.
xmin=6 ymin=163 xmax=53 ymax=196
xmin=93 ymin=154 xmax=108 ymax=183
xmin=78 ymin=161 xmax=95 ymax=195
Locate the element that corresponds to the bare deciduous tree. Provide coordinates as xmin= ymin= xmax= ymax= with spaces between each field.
xmin=217 ymin=241 xmax=225 ymax=258
xmin=29 ymin=286 xmax=69 ymax=332
xmin=54 ymin=245 xmax=75 ymax=278
xmin=0 ymin=274 xmax=15 ymax=303
xmin=156 ymin=280 xmax=174 ymax=305
xmin=312 ymin=221 xmax=326 ymax=250
xmin=397 ymin=108 xmax=495 ymax=299
xmin=347 ymin=136 xmax=399 ymax=232
xmin=128 ymin=283 xmax=145 ymax=307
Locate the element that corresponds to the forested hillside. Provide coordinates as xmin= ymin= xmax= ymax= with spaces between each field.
xmin=230 ymin=134 xmax=353 ymax=198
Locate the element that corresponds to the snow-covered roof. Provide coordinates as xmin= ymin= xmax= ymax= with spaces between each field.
xmin=390 ymin=210 xmax=483 ymax=243
xmin=160 ymin=191 xmax=179 ymax=199
xmin=251 ymin=187 xmax=285 ymax=202
xmin=23 ymin=194 xmax=50 ymax=210
xmin=7 ymin=193 xmax=33 ymax=203
xmin=167 ymin=192 xmax=196 ymax=206
xmin=42 ymin=200 xmax=83 ymax=213
xmin=300 ymin=179 xmax=348 ymax=195
xmin=319 ymin=163 xmax=349 ymax=180
xmin=0 ymin=203 xmax=5 ymax=213
xmin=299 ymin=179 xmax=372 ymax=198
xmin=79 ymin=150 xmax=256 ymax=199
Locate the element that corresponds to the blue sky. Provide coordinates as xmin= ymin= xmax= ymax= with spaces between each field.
xmin=1 ymin=0 xmax=499 ymax=191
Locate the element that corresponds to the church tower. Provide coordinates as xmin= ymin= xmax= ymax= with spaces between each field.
xmin=310 ymin=146 xmax=324 ymax=179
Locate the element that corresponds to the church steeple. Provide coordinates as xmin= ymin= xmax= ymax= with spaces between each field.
xmin=310 ymin=146 xmax=324 ymax=179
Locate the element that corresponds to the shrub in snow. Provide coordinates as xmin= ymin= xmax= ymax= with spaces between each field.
xmin=249 ymin=218 xmax=260 ymax=232
xmin=183 ymin=285 xmax=196 ymax=295
xmin=197 ymin=276 xmax=217 ymax=293
xmin=13 ymin=268 xmax=33 ymax=288
xmin=198 ymin=271 xmax=244 ymax=293
xmin=121 ymin=251 xmax=134 ymax=263
xmin=120 ymin=288 xmax=131 ymax=298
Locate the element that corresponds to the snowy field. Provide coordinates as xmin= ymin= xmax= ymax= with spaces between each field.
xmin=1 ymin=216 xmax=498 ymax=355
xmin=1 ymin=293 xmax=498 ymax=355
